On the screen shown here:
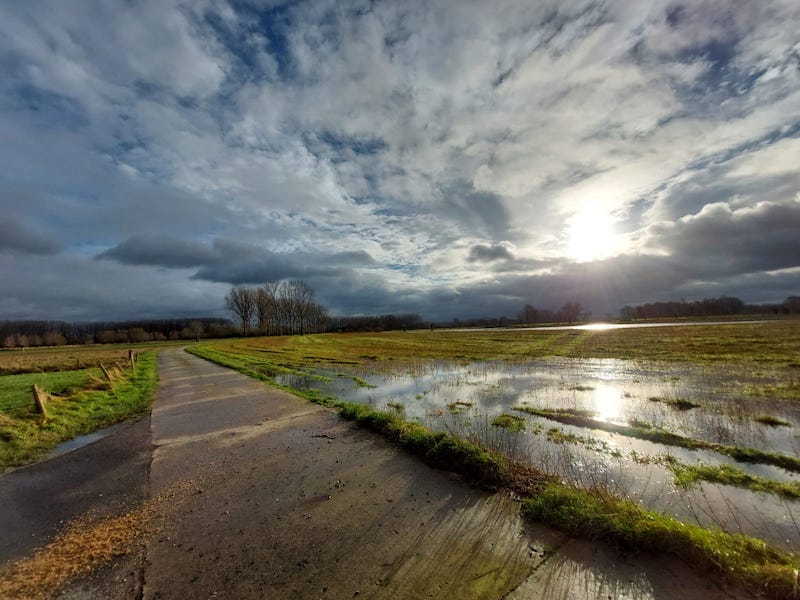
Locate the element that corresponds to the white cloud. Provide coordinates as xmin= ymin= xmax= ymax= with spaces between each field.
xmin=0 ymin=0 xmax=798 ymax=320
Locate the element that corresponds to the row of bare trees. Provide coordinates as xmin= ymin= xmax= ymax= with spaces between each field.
xmin=0 ymin=318 xmax=235 ymax=348
xmin=619 ymin=295 xmax=800 ymax=320
xmin=516 ymin=301 xmax=584 ymax=325
xmin=225 ymin=280 xmax=330 ymax=336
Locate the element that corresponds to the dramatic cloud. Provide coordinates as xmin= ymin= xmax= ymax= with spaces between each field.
xmin=0 ymin=216 xmax=60 ymax=256
xmin=468 ymin=243 xmax=516 ymax=263
xmin=0 ymin=0 xmax=798 ymax=321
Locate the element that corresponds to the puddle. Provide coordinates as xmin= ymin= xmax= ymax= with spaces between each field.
xmin=46 ymin=420 xmax=136 ymax=460
xmin=277 ymin=357 xmax=800 ymax=551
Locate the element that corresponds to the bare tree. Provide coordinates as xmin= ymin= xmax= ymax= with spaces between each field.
xmin=560 ymin=301 xmax=582 ymax=324
xmin=256 ymin=285 xmax=275 ymax=335
xmin=286 ymin=280 xmax=315 ymax=335
xmin=225 ymin=286 xmax=256 ymax=335
xmin=517 ymin=303 xmax=538 ymax=325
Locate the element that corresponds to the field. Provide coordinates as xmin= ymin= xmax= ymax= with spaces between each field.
xmin=0 ymin=341 xmax=185 ymax=375
xmin=190 ymin=319 xmax=800 ymax=598
xmin=192 ymin=319 xmax=800 ymax=367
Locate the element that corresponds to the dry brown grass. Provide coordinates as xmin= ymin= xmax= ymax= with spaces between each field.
xmin=0 ymin=479 xmax=199 ymax=599
xmin=0 ymin=342 xmax=182 ymax=376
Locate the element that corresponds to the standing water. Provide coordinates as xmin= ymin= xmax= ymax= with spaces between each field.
xmin=278 ymin=356 xmax=800 ymax=551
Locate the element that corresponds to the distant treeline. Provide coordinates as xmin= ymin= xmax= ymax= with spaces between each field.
xmin=0 ymin=309 xmax=427 ymax=348
xmin=329 ymin=313 xmax=424 ymax=332
xmin=451 ymin=300 xmax=584 ymax=329
xmin=0 ymin=318 xmax=237 ymax=348
xmin=619 ymin=296 xmax=800 ymax=321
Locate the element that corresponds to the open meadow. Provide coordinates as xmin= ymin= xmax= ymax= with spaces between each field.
xmin=191 ymin=319 xmax=800 ymax=598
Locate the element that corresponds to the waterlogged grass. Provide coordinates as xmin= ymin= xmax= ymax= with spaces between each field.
xmin=191 ymin=344 xmax=800 ymax=598
xmin=0 ymin=352 xmax=158 ymax=470
xmin=491 ymin=413 xmax=526 ymax=432
xmin=755 ymin=415 xmax=792 ymax=427
xmin=543 ymin=426 xmax=621 ymax=456
xmin=648 ymin=396 xmax=701 ymax=411
xmin=513 ymin=406 xmax=800 ymax=473
xmin=666 ymin=460 xmax=800 ymax=500
xmin=446 ymin=400 xmax=473 ymax=414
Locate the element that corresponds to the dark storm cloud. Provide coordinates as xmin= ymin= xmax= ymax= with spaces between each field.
xmin=98 ymin=235 xmax=378 ymax=285
xmin=646 ymin=198 xmax=800 ymax=277
xmin=97 ymin=236 xmax=219 ymax=267
xmin=468 ymin=243 xmax=514 ymax=262
xmin=0 ymin=216 xmax=60 ymax=255
xmin=193 ymin=242 xmax=377 ymax=284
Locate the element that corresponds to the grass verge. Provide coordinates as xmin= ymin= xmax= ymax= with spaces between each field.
xmin=513 ymin=406 xmax=800 ymax=473
xmin=189 ymin=344 xmax=800 ymax=599
xmin=522 ymin=483 xmax=799 ymax=599
xmin=0 ymin=352 xmax=158 ymax=471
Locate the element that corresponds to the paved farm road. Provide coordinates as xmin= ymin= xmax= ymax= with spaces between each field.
xmin=0 ymin=348 xmax=750 ymax=599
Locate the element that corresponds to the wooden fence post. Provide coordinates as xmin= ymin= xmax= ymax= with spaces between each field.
xmin=32 ymin=384 xmax=48 ymax=420
xmin=100 ymin=363 xmax=113 ymax=381
xmin=128 ymin=350 xmax=136 ymax=368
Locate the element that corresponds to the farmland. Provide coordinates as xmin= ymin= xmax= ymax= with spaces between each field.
xmin=190 ymin=319 xmax=800 ymax=598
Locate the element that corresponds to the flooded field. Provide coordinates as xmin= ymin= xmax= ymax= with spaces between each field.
xmin=278 ymin=357 xmax=800 ymax=551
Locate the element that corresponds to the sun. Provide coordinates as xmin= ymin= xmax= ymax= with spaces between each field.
xmin=566 ymin=207 xmax=619 ymax=262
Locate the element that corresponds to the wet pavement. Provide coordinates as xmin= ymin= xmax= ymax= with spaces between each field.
xmin=0 ymin=348 xmax=753 ymax=598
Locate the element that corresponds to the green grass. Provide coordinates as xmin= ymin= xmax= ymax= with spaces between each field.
xmin=0 ymin=370 xmax=98 ymax=415
xmin=189 ymin=343 xmax=800 ymax=598
xmin=491 ymin=413 xmax=526 ymax=432
xmin=513 ymin=406 xmax=800 ymax=473
xmin=0 ymin=352 xmax=158 ymax=471
xmin=666 ymin=460 xmax=800 ymax=500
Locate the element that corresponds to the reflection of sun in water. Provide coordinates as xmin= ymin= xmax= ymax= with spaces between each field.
xmin=593 ymin=385 xmax=622 ymax=423
xmin=567 ymin=207 xmax=619 ymax=262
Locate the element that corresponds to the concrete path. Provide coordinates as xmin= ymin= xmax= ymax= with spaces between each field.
xmin=0 ymin=348 xmax=751 ymax=599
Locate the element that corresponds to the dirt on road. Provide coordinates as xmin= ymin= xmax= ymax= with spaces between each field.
xmin=0 ymin=348 xmax=751 ymax=599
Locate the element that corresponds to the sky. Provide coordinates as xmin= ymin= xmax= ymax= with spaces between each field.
xmin=1 ymin=0 xmax=799 ymax=322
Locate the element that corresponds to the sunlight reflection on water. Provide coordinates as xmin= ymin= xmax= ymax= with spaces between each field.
xmin=593 ymin=384 xmax=623 ymax=423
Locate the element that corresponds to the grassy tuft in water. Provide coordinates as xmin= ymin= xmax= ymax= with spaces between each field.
xmin=491 ymin=413 xmax=526 ymax=432
xmin=666 ymin=460 xmax=800 ymax=500
xmin=755 ymin=415 xmax=791 ymax=427
xmin=648 ymin=396 xmax=701 ymax=410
